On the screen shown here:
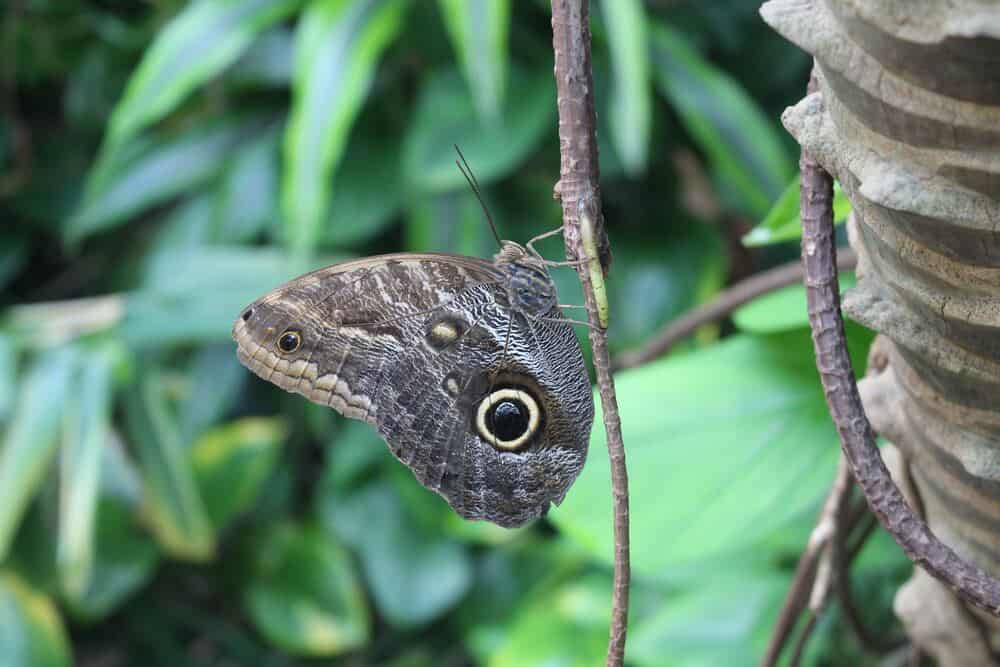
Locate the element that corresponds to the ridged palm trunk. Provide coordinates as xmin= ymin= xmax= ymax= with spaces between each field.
xmin=761 ymin=1 xmax=1000 ymax=664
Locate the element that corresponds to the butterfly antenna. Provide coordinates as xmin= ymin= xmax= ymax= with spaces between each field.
xmin=454 ymin=144 xmax=503 ymax=250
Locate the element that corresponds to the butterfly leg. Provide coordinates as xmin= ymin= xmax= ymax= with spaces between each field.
xmin=525 ymin=226 xmax=564 ymax=258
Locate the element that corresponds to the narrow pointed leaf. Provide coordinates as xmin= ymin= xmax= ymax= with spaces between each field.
xmin=0 ymin=347 xmax=77 ymax=560
xmin=437 ymin=0 xmax=509 ymax=121
xmin=402 ymin=66 xmax=553 ymax=192
xmin=57 ymin=343 xmax=119 ymax=600
xmin=283 ymin=0 xmax=409 ymax=256
xmin=0 ymin=572 xmax=71 ymax=667
xmin=123 ymin=372 xmax=214 ymax=560
xmin=106 ymin=0 xmax=302 ymax=146
xmin=599 ymin=0 xmax=650 ymax=174
xmin=69 ymin=114 xmax=273 ymax=242
xmin=650 ymin=23 xmax=793 ymax=217
xmin=742 ymin=176 xmax=852 ymax=246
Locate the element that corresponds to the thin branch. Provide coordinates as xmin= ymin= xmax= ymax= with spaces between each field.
xmin=788 ymin=612 xmax=819 ymax=667
xmin=613 ymin=249 xmax=857 ymax=371
xmin=550 ymin=2 xmax=630 ymax=665
xmin=760 ymin=456 xmax=853 ymax=667
xmin=798 ymin=70 xmax=1000 ymax=616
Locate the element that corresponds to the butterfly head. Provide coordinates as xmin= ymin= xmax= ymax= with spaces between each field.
xmin=232 ymin=289 xmax=325 ymax=395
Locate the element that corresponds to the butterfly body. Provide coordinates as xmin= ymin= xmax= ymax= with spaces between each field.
xmin=233 ymin=241 xmax=593 ymax=527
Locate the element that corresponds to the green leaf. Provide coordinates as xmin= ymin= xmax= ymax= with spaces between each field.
xmin=0 ymin=572 xmax=71 ymax=667
xmin=244 ymin=522 xmax=368 ymax=656
xmin=602 ymin=223 xmax=723 ymax=352
xmin=191 ymin=417 xmax=287 ymax=531
xmin=123 ymin=372 xmax=214 ymax=560
xmin=57 ymin=342 xmax=120 ymax=600
xmin=629 ymin=571 xmax=787 ymax=667
xmin=178 ymin=344 xmax=247 ymax=444
xmin=599 ymin=0 xmax=651 ymax=174
xmin=0 ymin=333 xmax=16 ymax=422
xmin=283 ymin=0 xmax=409 ymax=257
xmin=0 ymin=234 xmax=28 ymax=292
xmin=122 ymin=247 xmax=348 ymax=346
xmin=650 ymin=23 xmax=792 ymax=217
xmin=229 ymin=26 xmax=295 ymax=88
xmin=733 ymin=272 xmax=858 ymax=334
xmin=322 ymin=127 xmax=404 ymax=247
xmin=215 ymin=125 xmax=281 ymax=243
xmin=437 ymin=0 xmax=510 ymax=121
xmin=0 ymin=347 xmax=78 ymax=560
xmin=488 ymin=572 xmax=610 ymax=667
xmin=742 ymin=177 xmax=853 ymax=247
xmin=65 ymin=497 xmax=159 ymax=621
xmin=551 ymin=333 xmax=845 ymax=575
xmin=320 ymin=482 xmax=472 ymax=628
xmin=405 ymin=189 xmax=499 ymax=257
xmin=402 ymin=66 xmax=554 ymax=192
xmin=106 ymin=0 xmax=302 ymax=146
xmin=69 ymin=114 xmax=273 ymax=242
xmin=64 ymin=434 xmax=157 ymax=620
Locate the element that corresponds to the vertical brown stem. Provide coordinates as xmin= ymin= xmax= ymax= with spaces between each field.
xmin=550 ymin=2 xmax=630 ymax=665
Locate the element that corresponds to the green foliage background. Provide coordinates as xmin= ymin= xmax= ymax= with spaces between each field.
xmin=1 ymin=1 xmax=907 ymax=665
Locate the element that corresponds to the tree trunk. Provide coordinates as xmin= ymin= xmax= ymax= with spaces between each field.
xmin=761 ymin=1 xmax=1000 ymax=664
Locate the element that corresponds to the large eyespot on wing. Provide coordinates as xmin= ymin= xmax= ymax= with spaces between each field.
xmin=373 ymin=286 xmax=594 ymax=528
xmin=232 ymin=253 xmax=504 ymax=423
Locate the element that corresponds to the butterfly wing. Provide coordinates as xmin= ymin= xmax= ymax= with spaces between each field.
xmin=233 ymin=253 xmax=503 ymax=423
xmin=374 ymin=283 xmax=593 ymax=527
xmin=233 ymin=252 xmax=593 ymax=527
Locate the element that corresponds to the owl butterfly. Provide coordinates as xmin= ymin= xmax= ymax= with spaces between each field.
xmin=233 ymin=154 xmax=594 ymax=528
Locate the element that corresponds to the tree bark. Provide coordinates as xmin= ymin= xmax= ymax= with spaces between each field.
xmin=761 ymin=1 xmax=1000 ymax=664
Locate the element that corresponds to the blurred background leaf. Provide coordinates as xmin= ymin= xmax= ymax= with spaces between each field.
xmin=0 ymin=1 xmax=901 ymax=665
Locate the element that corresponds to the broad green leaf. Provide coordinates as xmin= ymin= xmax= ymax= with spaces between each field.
xmin=215 ymin=124 xmax=281 ymax=243
xmin=69 ymin=114 xmax=272 ymax=242
xmin=244 ymin=523 xmax=368 ymax=656
xmin=0 ymin=572 xmax=71 ymax=667
xmin=599 ymin=0 xmax=650 ymax=174
xmin=191 ymin=417 xmax=287 ymax=531
xmin=320 ymin=482 xmax=471 ymax=628
xmin=57 ymin=343 xmax=119 ymax=600
xmin=742 ymin=177 xmax=853 ymax=247
xmin=733 ymin=272 xmax=858 ymax=334
xmin=322 ymin=127 xmax=404 ymax=247
xmin=0 ymin=347 xmax=77 ymax=560
xmin=123 ymin=372 xmax=214 ymax=560
xmin=629 ymin=571 xmax=787 ymax=667
xmin=106 ymin=0 xmax=301 ymax=146
xmin=283 ymin=0 xmax=409 ymax=257
xmin=488 ymin=572 xmax=610 ymax=667
xmin=402 ymin=66 xmax=554 ymax=192
xmin=122 ymin=247 xmax=348 ymax=346
xmin=437 ymin=0 xmax=510 ymax=121
xmin=552 ymin=333 xmax=853 ymax=575
xmin=650 ymin=23 xmax=792 ymax=217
